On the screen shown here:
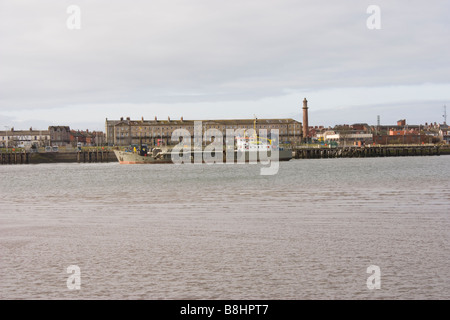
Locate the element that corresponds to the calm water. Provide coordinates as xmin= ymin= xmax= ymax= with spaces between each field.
xmin=0 ymin=156 xmax=449 ymax=300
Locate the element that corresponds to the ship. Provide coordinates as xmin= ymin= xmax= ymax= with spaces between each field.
xmin=114 ymin=115 xmax=294 ymax=164
xmin=114 ymin=133 xmax=293 ymax=164
xmin=114 ymin=145 xmax=173 ymax=164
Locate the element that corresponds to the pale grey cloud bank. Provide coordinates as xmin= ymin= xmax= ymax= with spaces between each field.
xmin=0 ymin=0 xmax=449 ymax=129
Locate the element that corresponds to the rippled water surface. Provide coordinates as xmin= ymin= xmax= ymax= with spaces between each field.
xmin=1 ymin=156 xmax=449 ymax=299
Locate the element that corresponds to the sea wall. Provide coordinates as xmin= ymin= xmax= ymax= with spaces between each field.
xmin=0 ymin=151 xmax=116 ymax=164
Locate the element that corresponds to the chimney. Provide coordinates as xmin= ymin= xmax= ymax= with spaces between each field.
xmin=181 ymin=116 xmax=184 ymax=122
xmin=30 ymin=127 xmax=33 ymax=131
xmin=155 ymin=116 xmax=157 ymax=121
xmin=302 ymin=98 xmax=309 ymax=141
xmin=168 ymin=116 xmax=171 ymax=122
xmin=120 ymin=117 xmax=124 ymax=121
xmin=126 ymin=117 xmax=130 ymax=121
xmin=141 ymin=116 xmax=144 ymax=122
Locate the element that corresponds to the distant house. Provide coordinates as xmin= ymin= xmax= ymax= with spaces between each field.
xmin=439 ymin=128 xmax=450 ymax=144
xmin=69 ymin=131 xmax=87 ymax=146
xmin=389 ymin=129 xmax=419 ymax=136
xmin=351 ymin=123 xmax=372 ymax=133
xmin=49 ymin=126 xmax=71 ymax=146
xmin=0 ymin=127 xmax=50 ymax=148
xmin=69 ymin=130 xmax=105 ymax=147
xmin=397 ymin=119 xmax=406 ymax=127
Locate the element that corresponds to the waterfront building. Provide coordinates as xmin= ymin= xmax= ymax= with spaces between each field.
xmin=0 ymin=127 xmax=50 ymax=148
xmin=69 ymin=130 xmax=105 ymax=147
xmin=105 ymin=116 xmax=303 ymax=147
xmin=49 ymin=126 xmax=71 ymax=146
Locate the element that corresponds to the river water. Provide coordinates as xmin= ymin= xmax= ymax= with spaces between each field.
xmin=0 ymin=156 xmax=449 ymax=300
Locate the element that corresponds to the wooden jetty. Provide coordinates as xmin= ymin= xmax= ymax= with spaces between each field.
xmin=0 ymin=151 xmax=30 ymax=165
xmin=294 ymin=145 xmax=443 ymax=159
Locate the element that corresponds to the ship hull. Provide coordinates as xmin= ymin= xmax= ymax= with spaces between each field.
xmin=114 ymin=149 xmax=292 ymax=164
xmin=236 ymin=149 xmax=293 ymax=162
xmin=114 ymin=150 xmax=173 ymax=164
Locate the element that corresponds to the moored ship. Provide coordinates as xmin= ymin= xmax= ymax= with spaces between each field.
xmin=114 ymin=146 xmax=173 ymax=164
xmin=114 ymin=137 xmax=292 ymax=164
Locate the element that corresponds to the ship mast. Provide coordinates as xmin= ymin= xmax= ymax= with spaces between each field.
xmin=253 ymin=115 xmax=258 ymax=138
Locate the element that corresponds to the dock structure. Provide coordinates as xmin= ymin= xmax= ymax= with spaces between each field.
xmin=294 ymin=145 xmax=443 ymax=159
xmin=0 ymin=151 xmax=30 ymax=165
xmin=76 ymin=150 xmax=113 ymax=163
xmin=0 ymin=146 xmax=448 ymax=164
xmin=0 ymin=150 xmax=115 ymax=165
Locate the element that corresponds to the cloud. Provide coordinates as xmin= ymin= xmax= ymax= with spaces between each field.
xmin=0 ymin=0 xmax=448 ymax=129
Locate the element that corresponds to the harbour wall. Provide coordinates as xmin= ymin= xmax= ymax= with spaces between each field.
xmin=1 ymin=146 xmax=449 ymax=164
xmin=0 ymin=151 xmax=116 ymax=165
xmin=294 ymin=145 xmax=447 ymax=159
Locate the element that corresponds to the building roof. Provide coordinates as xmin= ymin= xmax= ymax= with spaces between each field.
xmin=70 ymin=130 xmax=102 ymax=137
xmin=109 ymin=118 xmax=300 ymax=127
xmin=49 ymin=126 xmax=70 ymax=130
xmin=0 ymin=130 xmax=50 ymax=136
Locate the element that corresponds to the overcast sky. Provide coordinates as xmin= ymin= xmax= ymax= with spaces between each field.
xmin=0 ymin=0 xmax=449 ymax=131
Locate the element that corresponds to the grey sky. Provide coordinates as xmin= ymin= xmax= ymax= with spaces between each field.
xmin=0 ymin=0 xmax=449 ymax=130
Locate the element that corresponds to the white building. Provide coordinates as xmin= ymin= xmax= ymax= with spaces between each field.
xmin=0 ymin=128 xmax=51 ymax=148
